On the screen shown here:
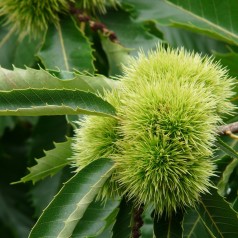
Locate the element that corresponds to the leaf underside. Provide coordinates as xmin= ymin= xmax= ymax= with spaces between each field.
xmin=29 ymin=158 xmax=115 ymax=238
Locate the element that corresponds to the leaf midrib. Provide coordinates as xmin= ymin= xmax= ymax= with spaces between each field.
xmin=199 ymin=200 xmax=223 ymax=238
xmin=165 ymin=0 xmax=238 ymax=43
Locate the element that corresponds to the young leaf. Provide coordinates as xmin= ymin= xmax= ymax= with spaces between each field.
xmin=153 ymin=209 xmax=183 ymax=238
xmin=71 ymin=199 xmax=120 ymax=237
xmin=38 ymin=18 xmax=94 ymax=73
xmin=196 ymin=188 xmax=238 ymax=238
xmin=14 ymin=138 xmax=72 ymax=184
xmin=29 ymin=158 xmax=115 ymax=238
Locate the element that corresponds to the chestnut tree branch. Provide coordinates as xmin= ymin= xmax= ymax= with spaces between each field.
xmin=218 ymin=122 xmax=238 ymax=136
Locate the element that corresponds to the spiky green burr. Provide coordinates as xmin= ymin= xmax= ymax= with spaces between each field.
xmin=0 ymin=0 xmax=71 ymax=38
xmin=72 ymin=90 xmax=122 ymax=199
xmin=72 ymin=46 xmax=236 ymax=215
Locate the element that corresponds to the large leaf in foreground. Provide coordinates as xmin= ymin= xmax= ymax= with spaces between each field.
xmin=29 ymin=158 xmax=115 ymax=238
xmin=0 ymin=66 xmax=117 ymax=117
xmin=122 ymin=0 xmax=238 ymax=45
xmin=196 ymin=188 xmax=238 ymax=238
xmin=72 ymin=199 xmax=120 ymax=237
xmin=0 ymin=67 xmax=115 ymax=94
xmin=0 ymin=88 xmax=115 ymax=116
xmin=15 ymin=138 xmax=72 ymax=184
xmin=183 ymin=208 xmax=212 ymax=238
xmin=165 ymin=0 xmax=238 ymax=45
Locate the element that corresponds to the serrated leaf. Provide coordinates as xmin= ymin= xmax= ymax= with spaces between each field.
xmin=0 ymin=66 xmax=117 ymax=116
xmin=112 ymin=198 xmax=133 ymax=238
xmin=29 ymin=158 xmax=115 ymax=238
xmin=0 ymin=67 xmax=116 ymax=94
xmin=215 ymin=137 xmax=238 ymax=160
xmin=0 ymin=88 xmax=115 ymax=117
xmin=183 ymin=208 xmax=212 ymax=238
xmin=71 ymin=198 xmax=120 ymax=237
xmin=196 ymin=188 xmax=238 ymax=238
xmin=14 ymin=138 xmax=72 ymax=184
xmin=153 ymin=210 xmax=183 ymax=238
xmin=38 ymin=18 xmax=94 ymax=72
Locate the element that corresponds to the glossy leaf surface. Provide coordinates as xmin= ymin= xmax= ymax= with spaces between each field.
xmin=29 ymin=158 xmax=115 ymax=238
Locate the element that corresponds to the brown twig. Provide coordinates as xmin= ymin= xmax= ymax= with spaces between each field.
xmin=218 ymin=122 xmax=238 ymax=137
xmin=69 ymin=4 xmax=119 ymax=43
xmin=132 ymin=205 xmax=144 ymax=238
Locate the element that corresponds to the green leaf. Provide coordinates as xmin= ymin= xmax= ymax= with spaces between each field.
xmin=165 ymin=0 xmax=238 ymax=45
xmin=0 ymin=26 xmax=40 ymax=69
xmin=0 ymin=88 xmax=115 ymax=116
xmin=232 ymin=197 xmax=238 ymax=212
xmin=100 ymin=35 xmax=130 ymax=76
xmin=0 ymin=67 xmax=116 ymax=117
xmin=112 ymin=198 xmax=133 ymax=238
xmin=183 ymin=208 xmax=212 ymax=238
xmin=100 ymin=9 xmax=161 ymax=56
xmin=29 ymin=171 xmax=65 ymax=217
xmin=0 ymin=67 xmax=115 ymax=94
xmin=218 ymin=159 xmax=238 ymax=197
xmin=14 ymin=138 xmax=72 ymax=184
xmin=141 ymin=209 xmax=153 ymax=238
xmin=71 ymin=199 xmax=120 ymax=237
xmin=122 ymin=0 xmax=238 ymax=45
xmin=153 ymin=210 xmax=183 ymax=238
xmin=159 ymin=25 xmax=229 ymax=55
xmin=215 ymin=137 xmax=238 ymax=160
xmin=38 ymin=18 xmax=94 ymax=72
xmin=28 ymin=116 xmax=67 ymax=160
xmin=29 ymin=158 xmax=115 ymax=238
xmin=196 ymin=188 xmax=238 ymax=238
